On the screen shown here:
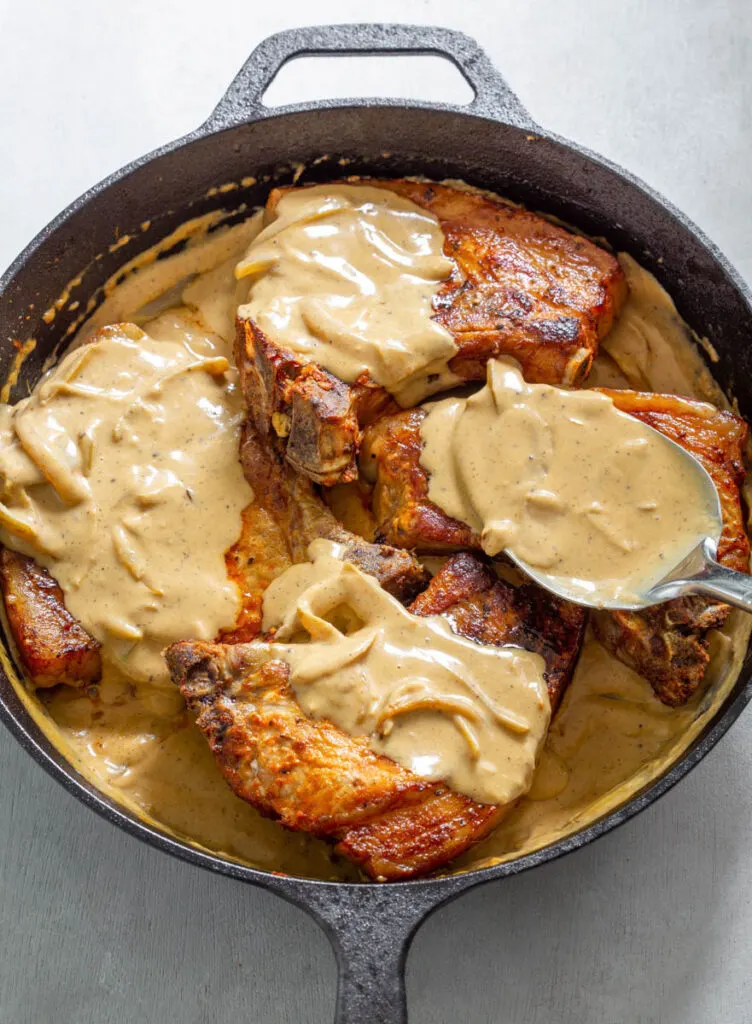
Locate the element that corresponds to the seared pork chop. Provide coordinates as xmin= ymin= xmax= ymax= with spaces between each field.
xmin=0 ymin=422 xmax=427 ymax=686
xmin=236 ymin=179 xmax=628 ymax=486
xmin=165 ymin=643 xmax=503 ymax=881
xmin=361 ymin=406 xmax=471 ymax=553
xmin=0 ymin=549 xmax=101 ymax=688
xmin=166 ymin=551 xmax=584 ymax=879
xmin=361 ymin=391 xmax=749 ymax=705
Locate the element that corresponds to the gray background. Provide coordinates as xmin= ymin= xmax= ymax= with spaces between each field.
xmin=1 ymin=2 xmax=751 ymax=1021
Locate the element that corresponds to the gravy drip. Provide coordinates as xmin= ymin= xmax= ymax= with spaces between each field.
xmin=236 ymin=184 xmax=458 ymax=406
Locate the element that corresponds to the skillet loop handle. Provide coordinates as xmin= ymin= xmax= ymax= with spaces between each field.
xmin=204 ymin=24 xmax=536 ymax=131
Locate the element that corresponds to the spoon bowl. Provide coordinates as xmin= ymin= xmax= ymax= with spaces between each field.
xmin=504 ymin=429 xmax=752 ymax=613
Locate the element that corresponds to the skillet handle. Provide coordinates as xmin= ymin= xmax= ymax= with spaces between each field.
xmin=294 ymin=879 xmax=467 ymax=1024
xmin=204 ymin=24 xmax=535 ymax=131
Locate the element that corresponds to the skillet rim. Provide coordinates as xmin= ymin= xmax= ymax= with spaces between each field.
xmin=2 ymin=45 xmax=752 ymax=897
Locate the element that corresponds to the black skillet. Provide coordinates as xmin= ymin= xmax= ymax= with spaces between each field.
xmin=2 ymin=24 xmax=752 ymax=1023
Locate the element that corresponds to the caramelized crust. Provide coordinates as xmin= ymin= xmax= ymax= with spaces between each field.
xmin=376 ymin=180 xmax=627 ymax=382
xmin=166 ymin=639 xmax=504 ymax=881
xmin=220 ymin=501 xmax=292 ymax=643
xmin=235 ymin=323 xmax=395 ymax=486
xmin=0 ymin=549 xmax=101 ymax=688
xmin=361 ymin=406 xmax=473 ymax=553
xmin=362 ymin=391 xmax=750 ymax=706
xmin=409 ymin=553 xmax=586 ymax=712
xmin=334 ymin=789 xmax=501 ymax=881
xmin=238 ymin=178 xmax=627 ymax=485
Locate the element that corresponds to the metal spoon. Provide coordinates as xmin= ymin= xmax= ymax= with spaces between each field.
xmin=504 ymin=432 xmax=752 ymax=613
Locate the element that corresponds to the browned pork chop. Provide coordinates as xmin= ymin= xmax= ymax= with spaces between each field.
xmin=361 ymin=406 xmax=471 ymax=553
xmin=165 ymin=551 xmax=585 ymax=879
xmin=593 ymin=390 xmax=749 ymax=706
xmin=237 ymin=178 xmax=628 ymax=486
xmin=0 ymin=549 xmax=101 ymax=689
xmin=165 ymin=642 xmax=504 ymax=881
xmin=361 ymin=391 xmax=750 ymax=706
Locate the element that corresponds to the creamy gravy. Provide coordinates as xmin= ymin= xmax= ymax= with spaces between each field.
xmin=0 ymin=316 xmax=252 ymax=685
xmin=261 ymin=539 xmax=549 ymax=805
xmin=236 ymin=184 xmax=459 ymax=406
xmin=2 ymin=189 xmax=748 ymax=881
xmin=420 ymin=358 xmax=720 ymax=606
xmin=76 ymin=211 xmax=265 ymax=349
xmin=600 ymin=253 xmax=726 ymax=401
xmin=457 ymin=620 xmax=744 ymax=870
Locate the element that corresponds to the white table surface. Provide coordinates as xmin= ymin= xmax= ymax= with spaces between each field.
xmin=1 ymin=2 xmax=751 ymax=1021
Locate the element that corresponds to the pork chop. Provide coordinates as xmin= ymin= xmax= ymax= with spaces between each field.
xmin=236 ymin=178 xmax=628 ymax=485
xmin=165 ymin=642 xmax=503 ymax=881
xmin=593 ymin=390 xmax=749 ymax=705
xmin=0 ymin=549 xmax=101 ymax=688
xmin=165 ymin=551 xmax=585 ymax=879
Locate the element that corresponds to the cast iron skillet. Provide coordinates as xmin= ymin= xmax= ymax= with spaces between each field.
xmin=2 ymin=23 xmax=752 ymax=1023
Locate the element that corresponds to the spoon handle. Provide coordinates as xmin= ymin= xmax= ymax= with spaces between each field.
xmin=648 ymin=537 xmax=752 ymax=613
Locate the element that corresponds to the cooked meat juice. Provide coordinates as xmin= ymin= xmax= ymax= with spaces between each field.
xmin=420 ymin=359 xmax=719 ymax=606
xmin=0 ymin=189 xmax=748 ymax=879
